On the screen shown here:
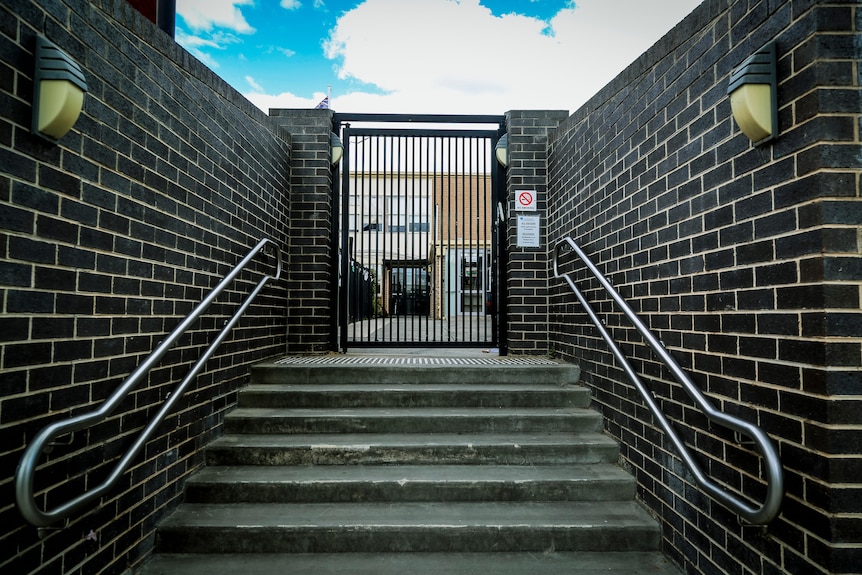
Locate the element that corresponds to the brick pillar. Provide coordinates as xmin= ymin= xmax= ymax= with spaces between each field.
xmin=503 ymin=110 xmax=569 ymax=355
xmin=270 ymin=109 xmax=336 ymax=354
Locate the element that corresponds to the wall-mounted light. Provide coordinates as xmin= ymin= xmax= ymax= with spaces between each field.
xmin=495 ymin=133 xmax=508 ymax=167
xmin=727 ymin=41 xmax=777 ymax=144
xmin=330 ymin=132 xmax=344 ymax=165
xmin=32 ymin=35 xmax=88 ymax=143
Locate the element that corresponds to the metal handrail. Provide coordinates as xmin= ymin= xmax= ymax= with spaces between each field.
xmin=15 ymin=238 xmax=283 ymax=528
xmin=553 ymin=236 xmax=783 ymax=525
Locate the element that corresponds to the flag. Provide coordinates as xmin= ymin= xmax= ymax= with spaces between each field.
xmin=314 ymin=96 xmax=329 ymax=109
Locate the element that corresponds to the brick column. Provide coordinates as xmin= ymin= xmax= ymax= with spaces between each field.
xmin=503 ymin=110 xmax=569 ymax=355
xmin=270 ymin=109 xmax=336 ymax=354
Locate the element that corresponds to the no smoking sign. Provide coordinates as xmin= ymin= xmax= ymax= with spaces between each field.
xmin=515 ymin=189 xmax=537 ymax=211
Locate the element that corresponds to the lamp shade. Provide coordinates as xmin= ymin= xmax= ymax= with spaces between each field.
xmin=32 ymin=36 xmax=87 ymax=142
xmin=495 ymin=134 xmax=508 ymax=167
xmin=729 ymin=84 xmax=772 ymax=142
xmin=330 ymin=132 xmax=344 ymax=165
xmin=727 ymin=41 xmax=777 ymax=144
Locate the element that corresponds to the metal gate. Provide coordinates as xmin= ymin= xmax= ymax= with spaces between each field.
xmin=333 ymin=114 xmax=506 ymax=350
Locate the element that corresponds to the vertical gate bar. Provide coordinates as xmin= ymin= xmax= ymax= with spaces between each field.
xmin=362 ymin=135 xmax=369 ymax=345
xmin=468 ymin=136 xmax=475 ymax=342
xmin=358 ymin=134 xmax=366 ymax=344
xmin=339 ymin=128 xmax=349 ymax=351
xmin=382 ymin=136 xmax=392 ymax=341
xmin=442 ymin=136 xmax=448 ymax=342
xmin=360 ymin=139 xmax=369 ymax=344
xmin=395 ymin=135 xmax=402 ymax=342
xmin=351 ymin=135 xmax=358 ymax=345
xmin=471 ymin=136 xmax=476 ymax=341
xmin=483 ymin=137 xmax=490 ymax=343
xmin=448 ymin=136 xmax=455 ymax=342
xmin=403 ymin=134 xmax=409 ymax=341
xmin=418 ymin=135 xmax=424 ymax=342
xmin=481 ymin=137 xmax=486 ymax=342
xmin=436 ymin=137 xmax=446 ymax=341
xmin=466 ymin=136 xmax=472 ymax=342
xmin=460 ymin=136 xmax=466 ymax=343
xmin=422 ymin=135 xmax=429 ymax=341
xmin=410 ymin=135 xmax=419 ymax=341
xmin=471 ymin=136 xmax=478 ymax=342
xmin=397 ymin=135 xmax=403 ymax=341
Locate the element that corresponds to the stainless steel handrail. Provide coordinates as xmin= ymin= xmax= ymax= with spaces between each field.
xmin=15 ymin=238 xmax=283 ymax=528
xmin=553 ymin=236 xmax=783 ymax=525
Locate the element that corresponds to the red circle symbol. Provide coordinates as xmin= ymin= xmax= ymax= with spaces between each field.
xmin=518 ymin=191 xmax=533 ymax=207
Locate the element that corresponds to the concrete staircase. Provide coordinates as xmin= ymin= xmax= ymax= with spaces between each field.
xmin=139 ymin=356 xmax=681 ymax=574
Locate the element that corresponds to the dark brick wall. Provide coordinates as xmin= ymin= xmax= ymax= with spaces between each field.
xmin=1 ymin=1 xmax=291 ymax=573
xmin=503 ymin=110 xmax=569 ymax=355
xmin=270 ymin=109 xmax=336 ymax=354
xmin=542 ymin=0 xmax=861 ymax=573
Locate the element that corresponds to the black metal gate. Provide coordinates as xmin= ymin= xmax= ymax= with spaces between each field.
xmin=333 ymin=114 xmax=506 ymax=350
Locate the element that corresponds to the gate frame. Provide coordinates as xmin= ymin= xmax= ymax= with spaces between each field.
xmin=331 ymin=113 xmax=507 ymax=353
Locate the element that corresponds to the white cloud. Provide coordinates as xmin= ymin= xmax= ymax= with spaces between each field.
xmin=246 ymin=76 xmax=266 ymax=92
xmin=315 ymin=0 xmax=701 ymax=114
xmin=175 ymin=29 xmax=224 ymax=68
xmin=278 ymin=47 xmax=297 ymax=58
xmin=175 ymin=29 xmax=222 ymax=50
xmin=176 ymin=0 xmax=255 ymax=33
xmin=281 ymin=0 xmax=302 ymax=10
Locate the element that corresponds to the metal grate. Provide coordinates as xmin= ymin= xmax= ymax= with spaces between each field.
xmin=273 ymin=356 xmax=560 ymax=366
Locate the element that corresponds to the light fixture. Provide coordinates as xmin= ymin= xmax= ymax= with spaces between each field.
xmin=32 ymin=35 xmax=88 ymax=143
xmin=727 ymin=41 xmax=777 ymax=144
xmin=495 ymin=133 xmax=508 ymax=167
xmin=330 ymin=132 xmax=344 ymax=165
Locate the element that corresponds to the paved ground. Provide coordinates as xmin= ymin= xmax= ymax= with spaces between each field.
xmin=345 ymin=346 xmax=499 ymax=358
xmin=345 ymin=316 xmax=495 ymax=347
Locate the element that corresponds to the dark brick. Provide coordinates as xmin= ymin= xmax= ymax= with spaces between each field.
xmin=0 ymin=202 xmax=35 ymax=233
xmin=6 ymin=289 xmax=55 ymax=313
xmin=36 ymin=214 xmax=79 ymax=243
xmin=34 ymin=266 xmax=77 ymax=291
xmin=0 ymin=261 xmax=32 ymax=287
xmin=57 ymin=245 xmax=95 ymax=269
xmin=3 ymin=341 xmax=53 ymax=368
xmin=0 ymin=317 xmax=30 ymax=342
xmin=756 ymin=262 xmax=798 ymax=286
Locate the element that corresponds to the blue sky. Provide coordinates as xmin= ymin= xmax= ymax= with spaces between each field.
xmin=175 ymin=0 xmax=703 ymax=115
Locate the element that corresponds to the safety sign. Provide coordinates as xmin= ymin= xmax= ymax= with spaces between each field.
xmin=515 ymin=189 xmax=536 ymax=211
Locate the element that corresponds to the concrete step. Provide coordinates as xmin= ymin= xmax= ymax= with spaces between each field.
xmin=184 ymin=463 xmax=637 ymax=503
xmin=154 ymin=501 xmax=660 ymax=553
xmin=141 ymin=358 xmax=682 ymax=575
xmin=139 ymin=551 xmax=682 ymax=575
xmin=223 ymin=406 xmax=602 ymax=434
xmin=238 ymin=383 xmax=591 ymax=409
xmin=251 ymin=360 xmax=581 ymax=386
xmin=205 ymin=432 xmax=620 ymax=466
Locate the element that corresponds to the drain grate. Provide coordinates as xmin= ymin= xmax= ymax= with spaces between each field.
xmin=273 ymin=356 xmax=561 ymax=366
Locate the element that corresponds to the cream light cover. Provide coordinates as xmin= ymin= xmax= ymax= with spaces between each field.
xmin=729 ymin=84 xmax=773 ymax=142
xmin=495 ymin=133 xmax=508 ymax=167
xmin=32 ymin=36 xmax=87 ymax=142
